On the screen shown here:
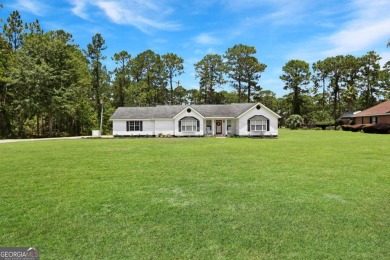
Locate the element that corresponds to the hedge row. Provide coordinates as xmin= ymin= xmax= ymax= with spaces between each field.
xmin=341 ymin=123 xmax=390 ymax=134
xmin=362 ymin=123 xmax=390 ymax=134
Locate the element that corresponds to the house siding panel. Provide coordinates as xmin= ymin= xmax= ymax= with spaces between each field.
xmin=155 ymin=120 xmax=174 ymax=135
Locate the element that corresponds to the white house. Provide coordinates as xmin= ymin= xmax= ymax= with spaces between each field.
xmin=110 ymin=103 xmax=281 ymax=137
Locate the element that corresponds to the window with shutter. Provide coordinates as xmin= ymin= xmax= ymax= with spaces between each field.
xmin=126 ymin=121 xmax=143 ymax=131
xmin=179 ymin=117 xmax=198 ymax=132
xmin=248 ymin=116 xmax=268 ymax=131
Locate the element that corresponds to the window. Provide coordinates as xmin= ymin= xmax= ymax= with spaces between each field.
xmin=227 ymin=120 xmax=232 ymax=132
xmin=179 ymin=117 xmax=199 ymax=132
xmin=206 ymin=120 xmax=212 ymax=132
xmin=248 ymin=116 xmax=268 ymax=131
xmin=182 ymin=119 xmax=197 ymax=132
xmin=370 ymin=116 xmax=377 ymax=124
xmin=126 ymin=121 xmax=143 ymax=131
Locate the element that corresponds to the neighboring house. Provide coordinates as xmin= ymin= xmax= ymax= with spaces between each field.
xmin=353 ymin=100 xmax=390 ymax=124
xmin=110 ymin=103 xmax=281 ymax=137
xmin=337 ymin=111 xmax=361 ymax=122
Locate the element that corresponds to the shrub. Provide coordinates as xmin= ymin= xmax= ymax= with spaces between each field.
xmin=341 ymin=125 xmax=352 ymax=131
xmin=286 ymin=114 xmax=304 ymax=130
xmin=362 ymin=123 xmax=390 ymax=134
xmin=349 ymin=124 xmax=371 ymax=132
xmin=341 ymin=124 xmax=369 ymax=132
xmin=158 ymin=133 xmax=163 ymax=137
xmin=336 ymin=119 xmax=352 ymax=126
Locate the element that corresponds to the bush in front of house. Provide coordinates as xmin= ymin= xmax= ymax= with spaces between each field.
xmin=286 ymin=114 xmax=304 ymax=130
xmin=341 ymin=124 xmax=372 ymax=132
xmin=362 ymin=123 xmax=390 ymax=134
xmin=336 ymin=118 xmax=352 ymax=126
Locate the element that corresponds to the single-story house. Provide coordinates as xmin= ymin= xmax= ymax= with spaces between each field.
xmin=353 ymin=100 xmax=390 ymax=124
xmin=110 ymin=103 xmax=281 ymax=137
xmin=337 ymin=111 xmax=361 ymax=121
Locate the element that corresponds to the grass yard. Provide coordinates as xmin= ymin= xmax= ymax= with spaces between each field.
xmin=0 ymin=129 xmax=389 ymax=259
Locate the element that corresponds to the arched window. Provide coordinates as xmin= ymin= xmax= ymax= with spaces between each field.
xmin=179 ymin=117 xmax=199 ymax=132
xmin=247 ymin=115 xmax=269 ymax=131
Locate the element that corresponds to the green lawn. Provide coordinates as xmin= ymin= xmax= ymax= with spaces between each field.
xmin=0 ymin=130 xmax=389 ymax=259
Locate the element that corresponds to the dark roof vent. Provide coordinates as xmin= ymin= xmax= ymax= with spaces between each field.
xmin=187 ymin=108 xmax=192 ymax=113
xmin=256 ymin=105 xmax=261 ymax=110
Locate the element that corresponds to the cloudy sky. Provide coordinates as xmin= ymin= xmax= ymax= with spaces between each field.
xmin=1 ymin=0 xmax=390 ymax=97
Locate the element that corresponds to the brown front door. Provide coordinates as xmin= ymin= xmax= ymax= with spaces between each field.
xmin=216 ymin=120 xmax=222 ymax=134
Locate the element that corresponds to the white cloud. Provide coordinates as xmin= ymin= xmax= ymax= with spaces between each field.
xmin=320 ymin=0 xmax=390 ymax=56
xmin=70 ymin=0 xmax=89 ymax=19
xmin=286 ymin=0 xmax=390 ymax=62
xmin=193 ymin=33 xmax=220 ymax=45
xmin=13 ymin=0 xmax=49 ymax=16
xmin=69 ymin=0 xmax=181 ymax=33
xmin=323 ymin=19 xmax=390 ymax=56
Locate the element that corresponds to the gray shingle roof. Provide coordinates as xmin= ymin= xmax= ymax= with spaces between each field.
xmin=110 ymin=103 xmax=260 ymax=120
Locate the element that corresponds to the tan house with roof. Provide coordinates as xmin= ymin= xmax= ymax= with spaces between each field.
xmin=353 ymin=100 xmax=390 ymax=124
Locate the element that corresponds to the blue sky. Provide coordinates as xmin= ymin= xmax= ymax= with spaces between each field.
xmin=1 ymin=0 xmax=390 ymax=97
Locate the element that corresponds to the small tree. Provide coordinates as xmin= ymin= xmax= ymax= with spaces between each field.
xmin=286 ymin=114 xmax=304 ymax=130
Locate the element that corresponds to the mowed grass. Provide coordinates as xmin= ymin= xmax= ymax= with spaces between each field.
xmin=0 ymin=130 xmax=389 ymax=259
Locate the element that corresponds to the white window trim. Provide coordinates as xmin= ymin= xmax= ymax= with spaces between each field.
xmin=181 ymin=119 xmax=197 ymax=132
xmin=250 ymin=119 xmax=267 ymax=131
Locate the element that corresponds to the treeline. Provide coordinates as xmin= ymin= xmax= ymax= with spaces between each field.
xmin=0 ymin=9 xmax=389 ymax=138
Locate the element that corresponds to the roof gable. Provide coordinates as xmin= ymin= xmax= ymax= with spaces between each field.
xmin=237 ymin=103 xmax=281 ymax=119
xmin=173 ymin=106 xmax=205 ymax=119
xmin=354 ymin=100 xmax=390 ymax=117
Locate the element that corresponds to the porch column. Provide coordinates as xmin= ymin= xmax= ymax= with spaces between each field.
xmin=225 ymin=119 xmax=228 ymax=136
xmin=212 ymin=119 xmax=215 ymax=136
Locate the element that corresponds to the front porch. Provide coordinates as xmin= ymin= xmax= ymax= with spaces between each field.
xmin=205 ymin=119 xmax=234 ymax=136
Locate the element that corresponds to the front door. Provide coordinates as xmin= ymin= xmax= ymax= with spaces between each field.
xmin=216 ymin=120 xmax=222 ymax=135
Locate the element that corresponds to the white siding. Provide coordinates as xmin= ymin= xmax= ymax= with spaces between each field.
xmin=155 ymin=120 xmax=174 ymax=135
xmin=174 ymin=109 xmax=204 ymax=136
xmin=237 ymin=106 xmax=279 ymax=136
xmin=112 ymin=120 xmax=154 ymax=136
xmin=228 ymin=119 xmax=236 ymax=136
xmin=113 ymin=120 xmax=126 ymax=134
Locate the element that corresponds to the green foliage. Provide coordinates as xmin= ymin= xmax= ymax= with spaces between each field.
xmin=286 ymin=114 xmax=304 ymax=129
xmin=129 ymin=50 xmax=168 ymax=106
xmin=112 ymin=50 xmax=131 ymax=107
xmin=194 ymin=54 xmax=226 ymax=104
xmin=162 ymin=53 xmax=184 ymax=105
xmin=224 ymin=44 xmax=266 ymax=103
xmin=84 ymin=33 xmax=108 ymax=128
xmin=280 ymin=60 xmax=311 ymax=115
